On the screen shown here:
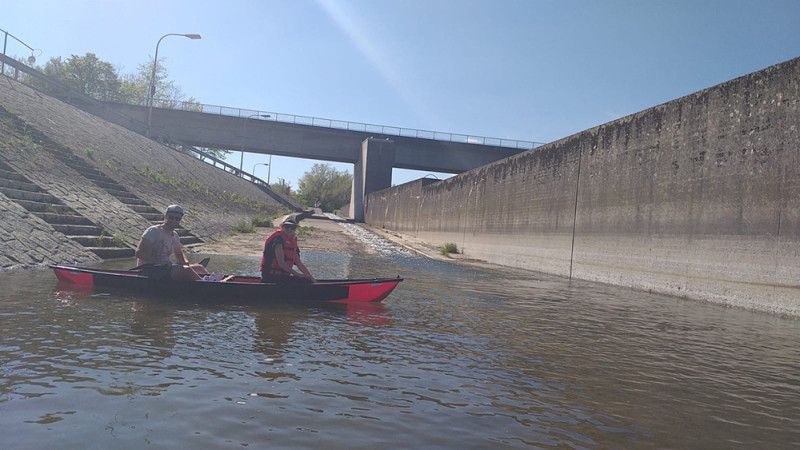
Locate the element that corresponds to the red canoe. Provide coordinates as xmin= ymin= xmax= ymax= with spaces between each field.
xmin=51 ymin=265 xmax=403 ymax=303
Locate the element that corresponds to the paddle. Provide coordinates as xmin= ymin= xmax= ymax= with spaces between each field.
xmin=128 ymin=257 xmax=210 ymax=271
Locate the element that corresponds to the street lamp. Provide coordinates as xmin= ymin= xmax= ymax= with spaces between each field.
xmin=253 ymin=162 xmax=270 ymax=183
xmin=146 ymin=33 xmax=201 ymax=137
xmin=240 ymin=114 xmax=270 ymax=173
xmin=1 ymin=27 xmax=40 ymax=75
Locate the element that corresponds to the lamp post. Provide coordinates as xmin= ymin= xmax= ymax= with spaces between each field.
xmin=146 ymin=33 xmax=201 ymax=137
xmin=253 ymin=162 xmax=270 ymax=184
xmin=1 ymin=27 xmax=40 ymax=76
xmin=241 ymin=113 xmax=270 ymax=173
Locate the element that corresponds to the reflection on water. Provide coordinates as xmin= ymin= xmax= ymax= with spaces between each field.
xmin=1 ymin=251 xmax=799 ymax=448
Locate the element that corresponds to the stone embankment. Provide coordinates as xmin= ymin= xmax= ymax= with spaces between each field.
xmin=0 ymin=76 xmax=295 ymax=270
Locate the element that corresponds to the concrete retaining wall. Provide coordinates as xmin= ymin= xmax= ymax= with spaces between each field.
xmin=366 ymin=57 xmax=800 ymax=316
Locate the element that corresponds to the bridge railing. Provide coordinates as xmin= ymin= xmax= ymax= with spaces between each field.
xmin=176 ymin=100 xmax=546 ymax=150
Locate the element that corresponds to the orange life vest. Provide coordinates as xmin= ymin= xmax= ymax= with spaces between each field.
xmin=259 ymin=229 xmax=299 ymax=276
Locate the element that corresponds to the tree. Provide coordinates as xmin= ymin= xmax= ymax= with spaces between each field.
xmin=270 ymin=178 xmax=293 ymax=197
xmin=192 ymin=146 xmax=231 ymax=161
xmin=20 ymin=51 xmax=228 ymax=160
xmin=296 ymin=164 xmax=353 ymax=212
xmin=120 ymin=58 xmax=194 ymax=108
xmin=31 ymin=53 xmax=122 ymax=101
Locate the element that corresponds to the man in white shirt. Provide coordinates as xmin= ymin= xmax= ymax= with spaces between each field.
xmin=134 ymin=205 xmax=209 ymax=281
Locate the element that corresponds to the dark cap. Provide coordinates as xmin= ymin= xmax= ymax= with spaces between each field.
xmin=165 ymin=204 xmax=184 ymax=215
xmin=281 ymin=216 xmax=298 ymax=226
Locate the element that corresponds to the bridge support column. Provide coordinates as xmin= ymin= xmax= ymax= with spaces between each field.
xmin=350 ymin=137 xmax=395 ymax=222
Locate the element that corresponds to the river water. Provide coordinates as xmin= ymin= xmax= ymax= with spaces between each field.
xmin=1 ymin=227 xmax=799 ymax=448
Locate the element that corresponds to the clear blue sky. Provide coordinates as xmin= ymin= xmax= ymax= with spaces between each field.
xmin=4 ymin=0 xmax=800 ymax=188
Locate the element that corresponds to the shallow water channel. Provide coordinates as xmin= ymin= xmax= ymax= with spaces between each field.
xmin=1 ymin=230 xmax=799 ymax=448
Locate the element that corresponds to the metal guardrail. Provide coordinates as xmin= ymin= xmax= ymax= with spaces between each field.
xmin=172 ymin=100 xmax=546 ymax=150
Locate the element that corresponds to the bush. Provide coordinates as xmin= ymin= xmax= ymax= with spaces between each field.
xmin=250 ymin=214 xmax=271 ymax=227
xmin=233 ymin=219 xmax=255 ymax=233
xmin=296 ymin=226 xmax=313 ymax=238
xmin=440 ymin=242 xmax=459 ymax=256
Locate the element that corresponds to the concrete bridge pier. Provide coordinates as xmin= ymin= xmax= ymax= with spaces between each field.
xmin=350 ymin=137 xmax=395 ymax=222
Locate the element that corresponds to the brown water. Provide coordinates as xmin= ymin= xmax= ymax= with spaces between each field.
xmin=1 ymin=250 xmax=798 ymax=448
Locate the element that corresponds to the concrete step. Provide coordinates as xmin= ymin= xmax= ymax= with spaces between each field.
xmin=0 ymin=160 xmax=19 ymax=171
xmin=62 ymin=160 xmax=97 ymax=175
xmin=127 ymin=204 xmax=155 ymax=213
xmin=180 ymin=236 xmax=203 ymax=245
xmin=86 ymin=247 xmax=136 ymax=259
xmin=77 ymin=170 xmax=109 ymax=182
xmin=0 ymin=168 xmax=28 ymax=182
xmin=0 ymin=186 xmax=58 ymax=203
xmin=116 ymin=197 xmax=148 ymax=207
xmin=13 ymin=199 xmax=74 ymax=214
xmin=51 ymin=223 xmax=104 ymax=235
xmin=34 ymin=212 xmax=95 ymax=225
xmin=102 ymin=186 xmax=133 ymax=196
xmin=68 ymin=235 xmax=120 ymax=247
xmin=0 ymin=177 xmax=41 ymax=191
xmin=89 ymin=179 xmax=123 ymax=190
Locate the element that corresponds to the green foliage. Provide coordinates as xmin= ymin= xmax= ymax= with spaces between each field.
xmin=233 ymin=219 xmax=256 ymax=233
xmin=24 ymin=52 xmax=195 ymax=108
xmin=33 ymin=53 xmax=122 ymax=101
xmin=121 ymin=58 xmax=193 ymax=108
xmin=296 ymin=226 xmax=313 ymax=238
xmin=192 ymin=146 xmax=231 ymax=161
xmin=296 ymin=163 xmax=353 ymax=212
xmin=269 ymin=179 xmax=293 ymax=196
xmin=251 ymin=214 xmax=272 ymax=227
xmin=137 ymin=163 xmax=176 ymax=186
xmin=85 ymin=147 xmax=95 ymax=159
xmin=440 ymin=242 xmax=459 ymax=256
xmin=112 ymin=232 xmax=130 ymax=246
xmin=135 ymin=163 xmax=271 ymax=212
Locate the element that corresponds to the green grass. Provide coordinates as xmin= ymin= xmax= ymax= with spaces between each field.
xmin=251 ymin=214 xmax=272 ymax=227
xmin=296 ymin=225 xmax=313 ymax=238
xmin=440 ymin=242 xmax=459 ymax=256
xmin=112 ymin=232 xmax=130 ymax=246
xmin=233 ymin=218 xmax=256 ymax=233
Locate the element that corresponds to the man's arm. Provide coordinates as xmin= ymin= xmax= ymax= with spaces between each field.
xmin=173 ymin=233 xmax=190 ymax=265
xmin=294 ymin=258 xmax=317 ymax=282
xmin=135 ymin=237 xmax=153 ymax=262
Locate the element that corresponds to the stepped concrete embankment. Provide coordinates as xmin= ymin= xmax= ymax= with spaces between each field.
xmin=0 ymin=76 xmax=291 ymax=270
xmin=366 ymin=57 xmax=800 ymax=317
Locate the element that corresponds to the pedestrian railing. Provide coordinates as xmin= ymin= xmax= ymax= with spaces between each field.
xmin=178 ymin=101 xmax=546 ymax=150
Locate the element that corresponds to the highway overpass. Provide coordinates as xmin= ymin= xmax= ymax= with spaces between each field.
xmin=87 ymin=102 xmax=533 ymax=220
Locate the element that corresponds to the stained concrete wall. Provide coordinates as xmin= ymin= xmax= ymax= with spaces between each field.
xmin=366 ymin=57 xmax=800 ymax=317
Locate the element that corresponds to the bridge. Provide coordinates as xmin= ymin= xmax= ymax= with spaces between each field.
xmin=1 ymin=50 xmax=541 ymax=221
xmin=81 ymin=101 xmax=538 ymax=220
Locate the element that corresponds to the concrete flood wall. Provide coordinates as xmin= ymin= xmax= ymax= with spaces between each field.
xmin=366 ymin=57 xmax=800 ymax=316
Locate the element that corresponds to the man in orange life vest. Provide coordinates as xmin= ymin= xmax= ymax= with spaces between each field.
xmin=259 ymin=216 xmax=317 ymax=284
